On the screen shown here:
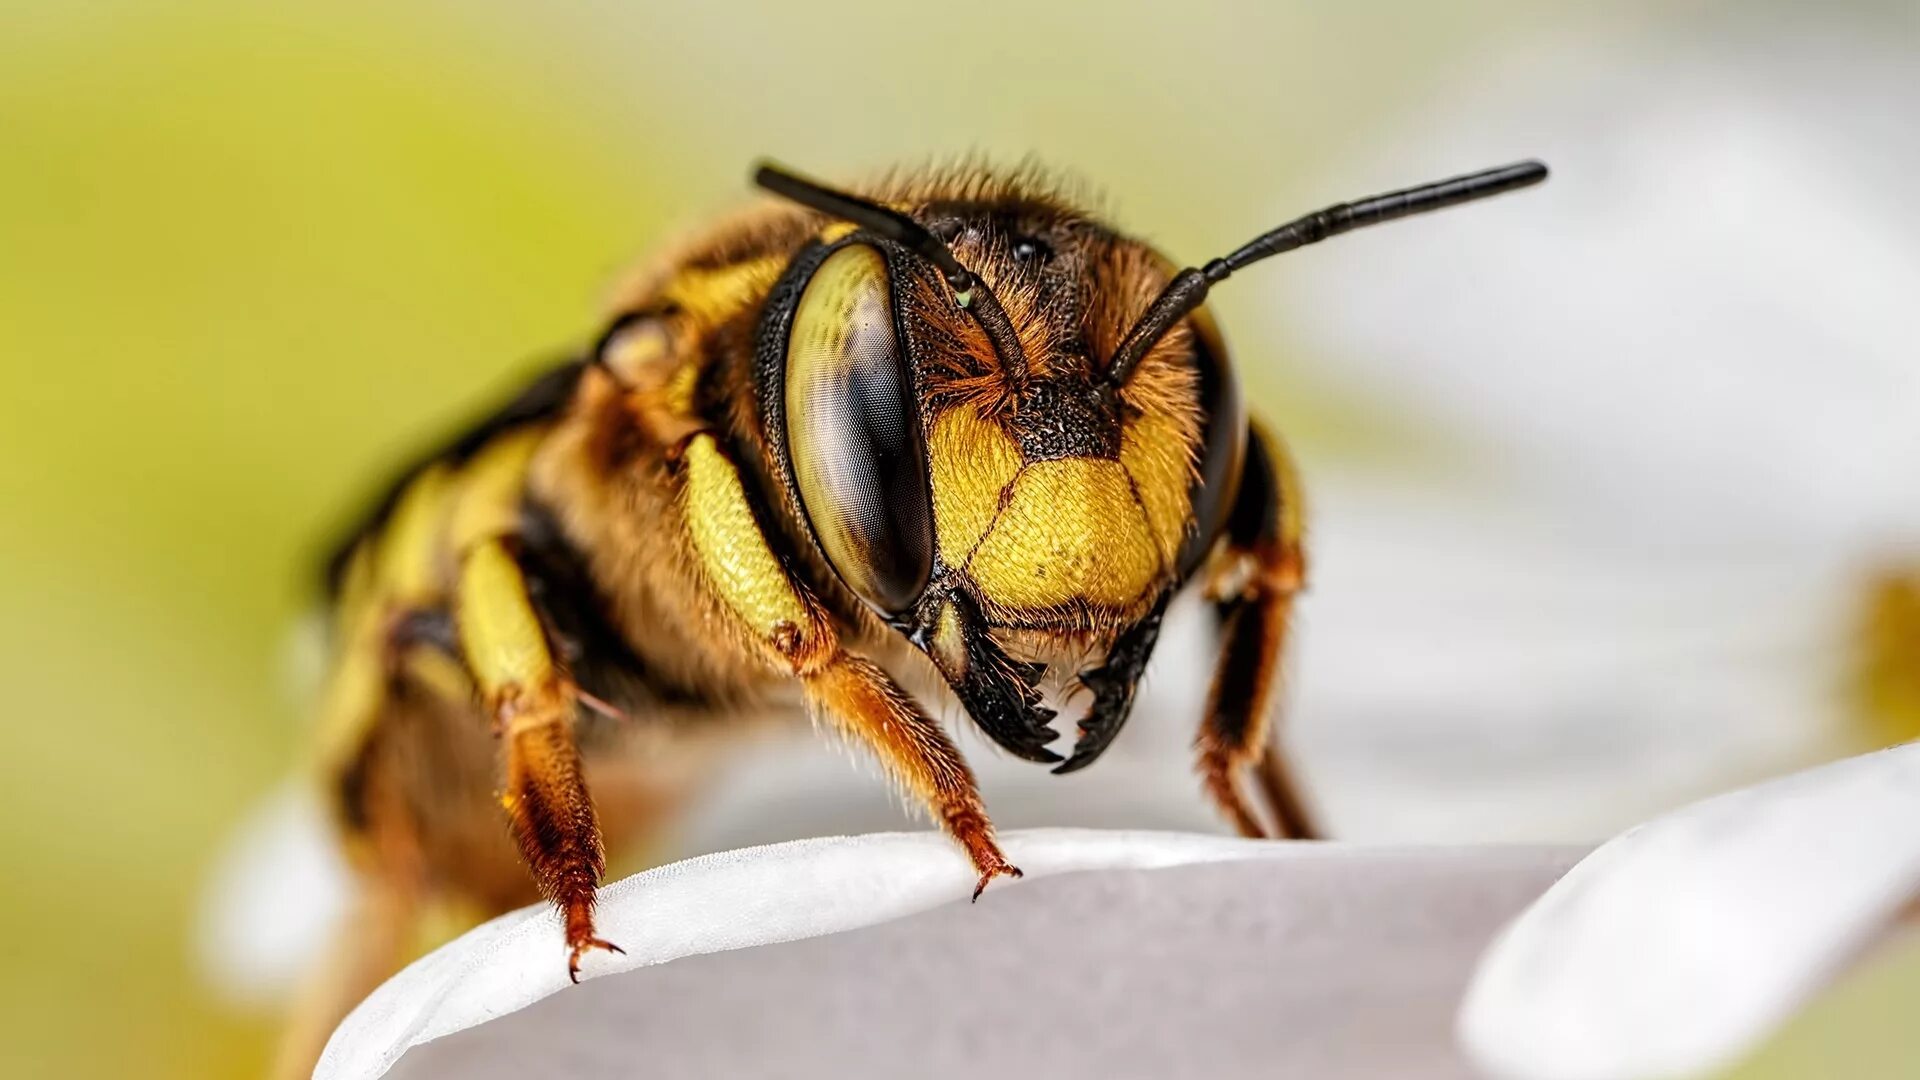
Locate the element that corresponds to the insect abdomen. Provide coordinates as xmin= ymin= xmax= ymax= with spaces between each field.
xmin=320 ymin=359 xmax=588 ymax=601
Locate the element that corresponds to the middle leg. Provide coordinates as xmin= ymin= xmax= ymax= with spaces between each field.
xmin=456 ymin=536 xmax=620 ymax=979
xmin=1197 ymin=421 xmax=1320 ymax=840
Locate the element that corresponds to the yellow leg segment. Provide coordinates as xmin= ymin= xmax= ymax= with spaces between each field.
xmin=457 ymin=538 xmax=618 ymax=981
xmin=678 ymin=432 xmax=1016 ymax=891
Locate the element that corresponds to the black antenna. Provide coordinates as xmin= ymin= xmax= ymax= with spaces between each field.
xmin=754 ymin=162 xmax=1033 ymax=391
xmin=1106 ymin=160 xmax=1549 ymax=387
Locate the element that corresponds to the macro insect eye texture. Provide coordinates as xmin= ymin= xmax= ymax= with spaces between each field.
xmin=1179 ymin=307 xmax=1249 ymax=579
xmin=783 ymin=242 xmax=935 ymax=614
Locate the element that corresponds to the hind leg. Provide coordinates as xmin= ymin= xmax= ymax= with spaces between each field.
xmin=273 ymin=730 xmax=431 ymax=1080
xmin=276 ymin=603 xmax=525 ymax=1077
xmin=1196 ymin=422 xmax=1320 ymax=840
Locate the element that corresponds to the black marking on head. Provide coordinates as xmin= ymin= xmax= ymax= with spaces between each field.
xmin=1006 ymin=376 xmax=1121 ymax=461
xmin=920 ymin=590 xmax=1061 ymax=764
xmin=1053 ymin=590 xmax=1172 ymax=773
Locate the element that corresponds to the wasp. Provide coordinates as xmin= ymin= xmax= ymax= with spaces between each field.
xmin=285 ymin=156 xmax=1545 ymax=1070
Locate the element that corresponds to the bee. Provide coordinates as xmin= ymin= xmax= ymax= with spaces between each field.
xmin=284 ymin=156 xmax=1545 ymax=1070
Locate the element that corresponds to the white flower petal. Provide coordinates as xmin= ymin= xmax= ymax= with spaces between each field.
xmin=315 ymin=829 xmax=1299 ymax=1080
xmin=196 ymin=781 xmax=353 ymax=1007
xmin=1458 ymin=742 xmax=1920 ymax=1080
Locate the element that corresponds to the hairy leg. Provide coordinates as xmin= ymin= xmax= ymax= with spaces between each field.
xmin=1197 ymin=422 xmax=1319 ymax=839
xmin=803 ymin=651 xmax=1018 ymax=896
xmin=456 ymin=538 xmax=617 ymax=980
xmin=676 ymin=432 xmax=1017 ymax=890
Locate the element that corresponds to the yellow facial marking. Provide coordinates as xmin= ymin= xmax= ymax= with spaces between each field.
xmin=1118 ymin=410 xmax=1196 ymax=567
xmin=819 ymin=222 xmax=858 ymax=244
xmin=927 ymin=405 xmax=1022 ymax=567
xmin=967 ymin=459 xmax=1160 ymax=610
xmin=680 ymin=433 xmax=814 ymax=643
xmin=930 ymin=599 xmax=968 ymax=676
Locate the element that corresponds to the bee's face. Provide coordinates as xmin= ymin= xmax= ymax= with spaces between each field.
xmin=760 ymin=196 xmax=1246 ymax=760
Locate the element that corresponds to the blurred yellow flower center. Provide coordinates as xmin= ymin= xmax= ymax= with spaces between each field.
xmin=1853 ymin=567 xmax=1920 ymax=749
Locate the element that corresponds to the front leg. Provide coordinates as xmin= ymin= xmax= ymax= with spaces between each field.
xmin=1197 ymin=421 xmax=1320 ymax=839
xmin=677 ymin=432 xmax=1017 ymax=893
xmin=803 ymin=651 xmax=1019 ymax=898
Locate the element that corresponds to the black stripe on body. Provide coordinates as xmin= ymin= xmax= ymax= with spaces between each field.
xmin=511 ymin=498 xmax=711 ymax=721
xmin=319 ymin=359 xmax=588 ymax=599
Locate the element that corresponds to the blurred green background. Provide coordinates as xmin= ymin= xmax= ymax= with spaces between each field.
xmin=2 ymin=2 xmax=1913 ymax=1077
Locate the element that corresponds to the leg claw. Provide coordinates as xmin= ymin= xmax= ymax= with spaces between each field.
xmin=971 ymin=861 xmax=1023 ymax=902
xmin=566 ymin=936 xmax=625 ymax=984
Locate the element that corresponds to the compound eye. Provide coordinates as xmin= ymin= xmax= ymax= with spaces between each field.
xmin=1177 ymin=305 xmax=1248 ymax=579
xmin=785 ymin=243 xmax=935 ymax=613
